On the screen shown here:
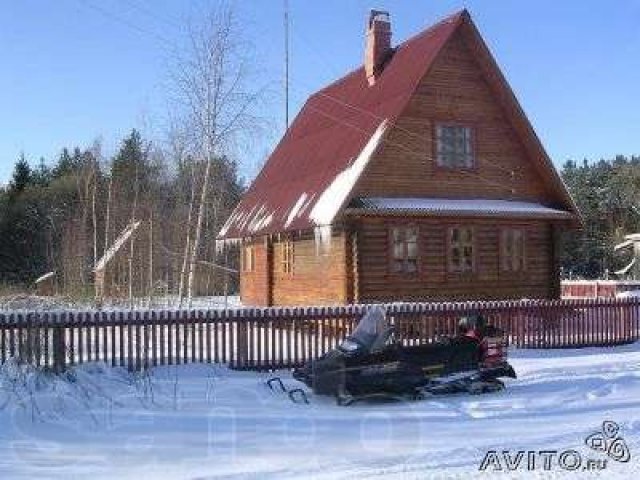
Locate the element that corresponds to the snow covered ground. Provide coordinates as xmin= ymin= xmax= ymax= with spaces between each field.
xmin=0 ymin=344 xmax=638 ymax=479
xmin=0 ymin=294 xmax=242 ymax=312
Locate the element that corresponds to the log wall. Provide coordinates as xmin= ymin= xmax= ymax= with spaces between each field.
xmin=355 ymin=28 xmax=558 ymax=206
xmin=271 ymin=231 xmax=349 ymax=306
xmin=240 ymin=238 xmax=271 ymax=306
xmin=355 ymin=216 xmax=555 ymax=302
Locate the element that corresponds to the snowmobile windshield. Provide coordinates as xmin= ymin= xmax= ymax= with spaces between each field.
xmin=340 ymin=307 xmax=390 ymax=354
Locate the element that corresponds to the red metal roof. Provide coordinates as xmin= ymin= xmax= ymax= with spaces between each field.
xmin=219 ymin=9 xmax=580 ymax=239
xmin=218 ymin=11 xmax=466 ymax=239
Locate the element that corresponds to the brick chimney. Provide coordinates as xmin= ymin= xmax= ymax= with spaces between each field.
xmin=364 ymin=10 xmax=392 ymax=86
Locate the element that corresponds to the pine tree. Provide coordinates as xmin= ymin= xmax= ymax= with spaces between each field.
xmin=33 ymin=157 xmax=51 ymax=187
xmin=52 ymin=148 xmax=75 ymax=178
xmin=8 ymin=153 xmax=32 ymax=200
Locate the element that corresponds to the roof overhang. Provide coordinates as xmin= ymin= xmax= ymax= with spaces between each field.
xmin=345 ymin=197 xmax=574 ymax=220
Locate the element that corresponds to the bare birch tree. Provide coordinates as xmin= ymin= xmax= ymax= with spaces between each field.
xmin=168 ymin=3 xmax=264 ymax=304
xmin=89 ymin=139 xmax=102 ymax=267
xmin=103 ymin=166 xmax=113 ymax=257
xmin=165 ymin=119 xmax=195 ymax=306
xmin=128 ymin=164 xmax=139 ymax=306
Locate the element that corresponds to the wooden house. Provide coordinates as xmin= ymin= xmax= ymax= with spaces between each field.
xmin=217 ymin=9 xmax=581 ymax=306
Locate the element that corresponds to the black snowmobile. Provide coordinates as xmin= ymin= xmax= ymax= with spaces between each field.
xmin=279 ymin=307 xmax=516 ymax=405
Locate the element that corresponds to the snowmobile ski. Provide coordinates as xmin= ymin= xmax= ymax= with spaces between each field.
xmin=266 ymin=376 xmax=310 ymax=404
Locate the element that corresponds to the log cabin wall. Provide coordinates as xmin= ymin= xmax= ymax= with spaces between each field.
xmin=355 ymin=216 xmax=555 ymax=302
xmin=240 ymin=238 xmax=271 ymax=306
xmin=355 ymin=29 xmax=557 ymax=205
xmin=271 ymin=230 xmax=349 ymax=306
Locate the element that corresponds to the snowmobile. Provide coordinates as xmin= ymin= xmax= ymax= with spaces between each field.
xmin=270 ymin=307 xmax=516 ymax=405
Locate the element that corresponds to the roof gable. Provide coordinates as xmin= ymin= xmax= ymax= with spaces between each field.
xmin=351 ymin=24 xmax=565 ymax=209
xmin=219 ymin=10 xmax=579 ymax=240
xmin=455 ymin=17 xmax=581 ymax=221
xmin=218 ymin=11 xmax=465 ymax=239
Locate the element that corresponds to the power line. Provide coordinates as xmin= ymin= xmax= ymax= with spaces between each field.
xmin=73 ymin=0 xmax=521 ymax=194
xmin=125 ymin=0 xmax=184 ymax=31
xmin=74 ymin=0 xmax=176 ymax=48
xmin=305 ymin=102 xmax=514 ymax=193
xmin=314 ymin=89 xmax=518 ymax=177
xmin=285 ymin=19 xmax=520 ymax=179
xmin=289 ymin=77 xmax=519 ymax=193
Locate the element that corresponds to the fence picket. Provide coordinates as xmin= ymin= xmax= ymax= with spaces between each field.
xmin=67 ymin=313 xmax=75 ymax=366
xmin=143 ymin=312 xmax=150 ymax=370
xmin=1 ymin=298 xmax=638 ymax=372
xmin=93 ymin=314 xmax=99 ymax=363
xmin=191 ymin=311 xmax=197 ymax=363
xmin=42 ymin=313 xmax=49 ymax=368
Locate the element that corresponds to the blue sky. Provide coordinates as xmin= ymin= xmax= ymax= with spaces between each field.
xmin=1 ymin=0 xmax=639 ymax=185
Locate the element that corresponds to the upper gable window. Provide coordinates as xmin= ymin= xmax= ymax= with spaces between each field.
xmin=436 ymin=124 xmax=474 ymax=169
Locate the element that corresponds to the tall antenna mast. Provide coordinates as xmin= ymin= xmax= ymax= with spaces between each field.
xmin=284 ymin=0 xmax=290 ymax=130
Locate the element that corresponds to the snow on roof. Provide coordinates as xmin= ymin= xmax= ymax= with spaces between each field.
xmin=615 ymin=239 xmax=634 ymax=251
xmin=94 ymin=221 xmax=141 ymax=272
xmin=615 ymin=234 xmax=640 ymax=251
xmin=615 ymin=258 xmax=636 ymax=276
xmin=217 ymin=9 xmax=580 ymax=240
xmin=35 ymin=271 xmax=55 ymax=284
xmin=216 ymin=12 xmax=467 ymax=240
xmin=309 ymin=119 xmax=388 ymax=226
xmin=284 ymin=193 xmax=309 ymax=228
xmin=347 ymin=197 xmax=573 ymax=218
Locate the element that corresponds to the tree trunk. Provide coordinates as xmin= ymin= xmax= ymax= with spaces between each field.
xmin=186 ymin=155 xmax=212 ymax=305
xmin=148 ymin=215 xmax=154 ymax=306
xmin=104 ymin=171 xmax=113 ymax=256
xmin=92 ymin=173 xmax=98 ymax=266
xmin=128 ymin=168 xmax=140 ymax=307
xmin=178 ymin=161 xmax=197 ymax=306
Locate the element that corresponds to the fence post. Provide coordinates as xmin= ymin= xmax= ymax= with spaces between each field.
xmin=52 ymin=313 xmax=66 ymax=373
xmin=23 ymin=312 xmax=35 ymax=364
xmin=235 ymin=310 xmax=248 ymax=369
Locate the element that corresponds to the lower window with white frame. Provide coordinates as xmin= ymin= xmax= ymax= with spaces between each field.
xmin=390 ymin=226 xmax=419 ymax=273
xmin=449 ymin=226 xmax=474 ymax=273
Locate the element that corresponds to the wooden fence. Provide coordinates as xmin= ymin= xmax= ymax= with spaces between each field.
xmin=1 ymin=298 xmax=639 ymax=372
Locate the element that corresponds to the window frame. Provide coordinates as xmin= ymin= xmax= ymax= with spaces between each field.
xmin=388 ymin=224 xmax=420 ymax=276
xmin=281 ymin=237 xmax=294 ymax=275
xmin=433 ymin=122 xmax=476 ymax=170
xmin=241 ymin=243 xmax=255 ymax=273
xmin=500 ymin=227 xmax=527 ymax=273
xmin=447 ymin=225 xmax=475 ymax=274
